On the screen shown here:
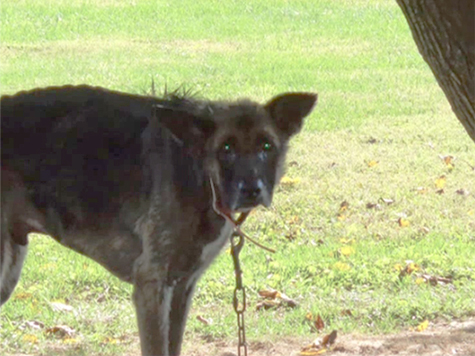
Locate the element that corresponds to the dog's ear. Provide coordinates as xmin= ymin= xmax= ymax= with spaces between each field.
xmin=152 ymin=105 xmax=215 ymax=154
xmin=265 ymin=93 xmax=317 ymax=137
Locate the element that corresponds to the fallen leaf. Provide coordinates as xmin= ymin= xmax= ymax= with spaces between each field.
xmin=256 ymin=299 xmax=280 ymax=311
xmin=322 ymin=330 xmax=338 ymax=347
xmin=103 ymin=336 xmax=126 ymax=344
xmin=416 ymin=320 xmax=429 ymax=332
xmin=366 ymin=160 xmax=378 ymax=168
xmin=23 ymin=320 xmax=45 ymax=330
xmin=299 ymin=330 xmax=338 ymax=356
xmin=439 ymin=155 xmax=455 ymax=170
xmin=340 ymin=246 xmax=354 ymax=257
xmin=50 ymin=301 xmax=74 ymax=312
xmin=14 ymin=292 xmax=33 ymax=300
xmin=313 ymin=315 xmax=325 ymax=331
xmin=456 ymin=188 xmax=470 ymax=196
xmin=436 ymin=188 xmax=444 ymax=195
xmin=398 ymin=218 xmax=410 ymax=227
xmin=280 ymin=176 xmax=301 ymax=187
xmin=257 ymin=288 xmax=298 ymax=310
xmin=63 ymin=338 xmax=79 ymax=344
xmin=420 ymin=274 xmax=453 ymax=286
xmin=415 ymin=277 xmax=425 ymax=285
xmin=366 ymin=202 xmax=381 ymax=210
xmin=196 ymin=315 xmax=212 ymax=325
xmin=399 ymin=261 xmax=419 ymax=277
xmin=380 ymin=197 xmax=395 ymax=205
xmin=45 ymin=325 xmax=75 ymax=339
xmin=415 ymin=187 xmax=429 ymax=194
xmin=339 ymin=201 xmax=349 ymax=212
xmin=435 ymin=175 xmax=446 ymax=189
xmin=258 ymin=289 xmax=279 ymax=299
xmin=334 ymin=261 xmax=351 ymax=271
xmin=340 ymin=309 xmax=353 ymax=316
xmin=22 ymin=334 xmax=38 ymax=344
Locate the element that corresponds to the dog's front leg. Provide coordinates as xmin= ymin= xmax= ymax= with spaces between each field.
xmin=168 ymin=278 xmax=198 ymax=356
xmin=133 ymin=253 xmax=173 ymax=356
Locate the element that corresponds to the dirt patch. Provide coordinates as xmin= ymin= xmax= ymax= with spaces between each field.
xmin=184 ymin=319 xmax=475 ymax=356
xmin=4 ymin=320 xmax=474 ymax=356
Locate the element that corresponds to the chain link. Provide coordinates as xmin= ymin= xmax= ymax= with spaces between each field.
xmin=231 ymin=233 xmax=247 ymax=356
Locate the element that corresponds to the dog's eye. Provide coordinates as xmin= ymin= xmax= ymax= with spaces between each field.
xmin=221 ymin=141 xmax=235 ymax=155
xmin=262 ymin=142 xmax=273 ymax=152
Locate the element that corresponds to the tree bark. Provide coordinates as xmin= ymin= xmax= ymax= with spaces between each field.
xmin=396 ymin=0 xmax=475 ymax=143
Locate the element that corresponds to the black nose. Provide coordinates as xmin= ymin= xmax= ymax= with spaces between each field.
xmin=242 ymin=184 xmax=262 ymax=199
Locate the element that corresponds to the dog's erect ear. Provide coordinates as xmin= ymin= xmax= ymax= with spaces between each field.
xmin=265 ymin=93 xmax=318 ymax=137
xmin=152 ymin=105 xmax=215 ymax=153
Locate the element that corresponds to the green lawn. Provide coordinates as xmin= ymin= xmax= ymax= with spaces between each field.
xmin=1 ymin=0 xmax=474 ymax=355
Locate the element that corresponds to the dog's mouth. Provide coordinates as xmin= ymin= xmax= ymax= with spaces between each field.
xmin=209 ymin=178 xmax=272 ymax=217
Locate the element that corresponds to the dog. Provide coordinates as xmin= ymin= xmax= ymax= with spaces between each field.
xmin=0 ymin=85 xmax=317 ymax=355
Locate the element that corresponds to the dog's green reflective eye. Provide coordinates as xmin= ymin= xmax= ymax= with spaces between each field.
xmin=262 ymin=142 xmax=272 ymax=151
xmin=223 ymin=143 xmax=232 ymax=152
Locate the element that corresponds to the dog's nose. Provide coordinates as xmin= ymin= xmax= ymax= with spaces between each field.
xmin=242 ymin=184 xmax=262 ymax=199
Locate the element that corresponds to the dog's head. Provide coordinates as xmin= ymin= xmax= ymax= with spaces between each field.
xmin=156 ymin=92 xmax=317 ymax=214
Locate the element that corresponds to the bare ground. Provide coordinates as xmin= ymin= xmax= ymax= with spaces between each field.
xmin=184 ymin=319 xmax=475 ymax=356
xmin=6 ymin=319 xmax=475 ymax=356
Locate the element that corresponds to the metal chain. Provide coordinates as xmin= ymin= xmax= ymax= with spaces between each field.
xmin=231 ymin=232 xmax=248 ymax=356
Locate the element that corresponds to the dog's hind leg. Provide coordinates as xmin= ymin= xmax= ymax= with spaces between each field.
xmin=0 ymin=231 xmax=28 ymax=306
xmin=1 ymin=168 xmax=46 ymax=306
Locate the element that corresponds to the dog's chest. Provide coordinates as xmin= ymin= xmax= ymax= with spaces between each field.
xmin=201 ymin=220 xmax=233 ymax=264
xmin=186 ymin=220 xmax=233 ymax=287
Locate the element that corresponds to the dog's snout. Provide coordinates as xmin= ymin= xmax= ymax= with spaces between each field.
xmin=239 ymin=179 xmax=263 ymax=199
xmin=242 ymin=183 xmax=262 ymax=199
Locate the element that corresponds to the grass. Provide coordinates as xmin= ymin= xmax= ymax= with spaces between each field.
xmin=1 ymin=0 xmax=474 ymax=355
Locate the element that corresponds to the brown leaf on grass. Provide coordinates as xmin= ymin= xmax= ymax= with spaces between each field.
xmin=339 ymin=201 xmax=349 ymax=212
xmin=337 ymin=201 xmax=350 ymax=221
xmin=258 ymin=289 xmax=279 ymax=299
xmin=196 ymin=315 xmax=212 ymax=325
xmin=45 ymin=325 xmax=75 ymax=339
xmin=340 ymin=309 xmax=353 ymax=317
xmin=419 ymin=274 xmax=453 ymax=286
xmin=299 ymin=330 xmax=338 ymax=356
xmin=439 ymin=155 xmax=455 ymax=171
xmin=456 ymin=188 xmax=470 ymax=196
xmin=257 ymin=288 xmax=297 ymax=310
xmin=256 ymin=299 xmax=280 ymax=311
xmin=439 ymin=155 xmax=454 ymax=165
xmin=436 ymin=189 xmax=445 ymax=195
xmin=313 ymin=314 xmax=325 ymax=331
xmin=23 ymin=320 xmax=45 ymax=330
xmin=366 ymin=202 xmax=381 ymax=210
xmin=398 ymin=261 xmax=420 ymax=278
xmin=322 ymin=330 xmax=338 ymax=347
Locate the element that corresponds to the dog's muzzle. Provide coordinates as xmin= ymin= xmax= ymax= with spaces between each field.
xmin=231 ymin=179 xmax=271 ymax=212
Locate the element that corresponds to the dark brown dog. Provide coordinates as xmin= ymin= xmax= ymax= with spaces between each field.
xmin=0 ymin=85 xmax=317 ymax=355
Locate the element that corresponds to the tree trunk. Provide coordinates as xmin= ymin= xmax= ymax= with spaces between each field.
xmin=396 ymin=0 xmax=475 ymax=143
